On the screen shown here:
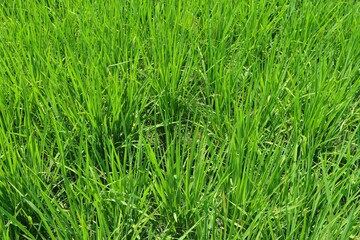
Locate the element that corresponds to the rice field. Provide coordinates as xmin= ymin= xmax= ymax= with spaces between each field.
xmin=0 ymin=0 xmax=359 ymax=239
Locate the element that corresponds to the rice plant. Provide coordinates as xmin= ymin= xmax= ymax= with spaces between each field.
xmin=0 ymin=0 xmax=359 ymax=239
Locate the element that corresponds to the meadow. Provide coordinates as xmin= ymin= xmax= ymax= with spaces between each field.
xmin=0 ymin=0 xmax=359 ymax=239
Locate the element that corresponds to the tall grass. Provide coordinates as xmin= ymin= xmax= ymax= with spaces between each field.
xmin=0 ymin=0 xmax=359 ymax=239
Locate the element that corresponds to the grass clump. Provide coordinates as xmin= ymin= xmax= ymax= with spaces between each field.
xmin=0 ymin=0 xmax=359 ymax=239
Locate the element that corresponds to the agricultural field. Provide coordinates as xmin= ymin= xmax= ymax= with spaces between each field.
xmin=0 ymin=0 xmax=359 ymax=239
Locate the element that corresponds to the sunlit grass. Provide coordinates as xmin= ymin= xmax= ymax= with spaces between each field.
xmin=0 ymin=0 xmax=359 ymax=239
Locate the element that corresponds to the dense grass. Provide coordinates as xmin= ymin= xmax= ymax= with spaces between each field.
xmin=0 ymin=0 xmax=359 ymax=239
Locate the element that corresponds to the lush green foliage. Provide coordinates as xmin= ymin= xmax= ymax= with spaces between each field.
xmin=1 ymin=0 xmax=359 ymax=239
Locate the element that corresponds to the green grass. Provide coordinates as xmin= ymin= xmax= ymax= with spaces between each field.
xmin=0 ymin=0 xmax=359 ymax=239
